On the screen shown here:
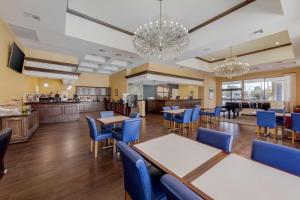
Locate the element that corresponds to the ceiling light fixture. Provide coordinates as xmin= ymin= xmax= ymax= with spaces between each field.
xmin=275 ymin=42 xmax=280 ymax=45
xmin=214 ymin=46 xmax=250 ymax=79
xmin=132 ymin=0 xmax=189 ymax=61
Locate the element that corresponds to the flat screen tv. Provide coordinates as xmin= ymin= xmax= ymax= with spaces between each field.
xmin=8 ymin=42 xmax=25 ymax=74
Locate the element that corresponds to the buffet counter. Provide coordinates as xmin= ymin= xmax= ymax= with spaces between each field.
xmin=0 ymin=110 xmax=39 ymax=143
xmin=26 ymin=102 xmax=80 ymax=123
xmin=145 ymin=99 xmax=201 ymax=113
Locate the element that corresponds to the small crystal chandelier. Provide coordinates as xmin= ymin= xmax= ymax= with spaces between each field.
xmin=214 ymin=47 xmax=250 ymax=79
xmin=132 ymin=0 xmax=189 ymax=61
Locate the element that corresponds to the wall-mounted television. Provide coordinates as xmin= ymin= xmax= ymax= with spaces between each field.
xmin=8 ymin=42 xmax=25 ymax=74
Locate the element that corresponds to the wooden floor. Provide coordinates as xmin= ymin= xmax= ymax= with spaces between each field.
xmin=1 ymin=113 xmax=299 ymax=200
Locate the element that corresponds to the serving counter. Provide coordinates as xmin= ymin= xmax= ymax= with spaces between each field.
xmin=145 ymin=99 xmax=201 ymax=113
xmin=27 ymin=102 xmax=80 ymax=123
xmin=0 ymin=110 xmax=39 ymax=143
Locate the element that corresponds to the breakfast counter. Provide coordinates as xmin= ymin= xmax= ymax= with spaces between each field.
xmin=26 ymin=102 xmax=80 ymax=123
xmin=145 ymin=99 xmax=201 ymax=113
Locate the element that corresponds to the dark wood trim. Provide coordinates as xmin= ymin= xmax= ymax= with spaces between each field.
xmin=125 ymin=70 xmax=204 ymax=81
xmin=197 ymin=43 xmax=292 ymax=63
xmin=66 ymin=8 xmax=134 ymax=36
xmin=25 ymin=57 xmax=78 ymax=68
xmin=24 ymin=66 xmax=80 ymax=76
xmin=189 ymin=0 xmax=256 ymax=33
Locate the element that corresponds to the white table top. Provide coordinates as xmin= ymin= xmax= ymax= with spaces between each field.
xmin=192 ymin=154 xmax=300 ymax=200
xmin=161 ymin=109 xmax=185 ymax=114
xmin=134 ymin=134 xmax=222 ymax=178
xmin=96 ymin=115 xmax=129 ymax=125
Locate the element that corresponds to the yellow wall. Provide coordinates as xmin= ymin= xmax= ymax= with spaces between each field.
xmin=215 ymin=67 xmax=300 ymax=105
xmin=0 ymin=19 xmax=38 ymax=104
xmin=179 ymin=85 xmax=199 ymax=99
xmin=109 ymin=69 xmax=129 ymax=100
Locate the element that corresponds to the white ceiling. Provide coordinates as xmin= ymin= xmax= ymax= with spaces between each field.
xmin=0 ymin=0 xmax=300 ymax=78
xmin=68 ymin=0 xmax=244 ymax=32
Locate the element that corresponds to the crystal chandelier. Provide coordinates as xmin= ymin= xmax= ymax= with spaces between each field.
xmin=132 ymin=0 xmax=189 ymax=61
xmin=214 ymin=47 xmax=250 ymax=79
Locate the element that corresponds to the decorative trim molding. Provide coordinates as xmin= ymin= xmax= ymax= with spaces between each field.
xmin=25 ymin=57 xmax=78 ymax=68
xmin=125 ymin=70 xmax=204 ymax=81
xmin=196 ymin=43 xmax=292 ymax=63
xmin=66 ymin=0 xmax=255 ymax=36
xmin=24 ymin=66 xmax=80 ymax=76
xmin=189 ymin=0 xmax=256 ymax=33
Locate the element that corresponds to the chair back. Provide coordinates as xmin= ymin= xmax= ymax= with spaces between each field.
xmin=195 ymin=104 xmax=201 ymax=108
xmin=100 ymin=111 xmax=114 ymax=118
xmin=182 ymin=109 xmax=193 ymax=123
xmin=214 ymin=106 xmax=222 ymax=116
xmin=251 ymin=140 xmax=300 ymax=176
xmin=269 ymin=108 xmax=285 ymax=113
xmin=117 ymin=141 xmax=152 ymax=200
xmin=86 ymin=116 xmax=98 ymax=140
xmin=160 ymin=174 xmax=203 ymax=200
xmin=162 ymin=106 xmax=171 ymax=119
xmin=171 ymin=106 xmax=179 ymax=110
xmin=191 ymin=108 xmax=200 ymax=122
xmin=129 ymin=112 xmax=140 ymax=118
xmin=121 ymin=118 xmax=141 ymax=143
xmin=0 ymin=128 xmax=12 ymax=180
xmin=292 ymin=113 xmax=300 ymax=132
xmin=256 ymin=111 xmax=276 ymax=128
xmin=196 ymin=128 xmax=233 ymax=152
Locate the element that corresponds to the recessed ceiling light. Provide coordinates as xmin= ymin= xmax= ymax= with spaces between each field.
xmin=99 ymin=49 xmax=106 ymax=52
xmin=130 ymin=56 xmax=135 ymax=59
xmin=103 ymin=66 xmax=119 ymax=71
xmin=23 ymin=11 xmax=40 ymax=21
xmin=275 ymin=42 xmax=280 ymax=45
xmin=115 ymin=53 xmax=122 ymax=56
xmin=211 ymin=58 xmax=215 ymax=61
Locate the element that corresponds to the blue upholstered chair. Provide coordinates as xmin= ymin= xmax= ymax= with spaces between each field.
xmin=190 ymin=107 xmax=200 ymax=130
xmin=174 ymin=109 xmax=193 ymax=134
xmin=117 ymin=141 xmax=166 ymax=200
xmin=171 ymin=106 xmax=179 ymax=110
xmin=205 ymin=106 xmax=222 ymax=123
xmin=112 ymin=118 xmax=141 ymax=153
xmin=292 ymin=113 xmax=300 ymax=144
xmin=86 ymin=116 xmax=113 ymax=158
xmin=0 ymin=128 xmax=12 ymax=180
xmin=160 ymin=174 xmax=203 ymax=200
xmin=162 ymin=106 xmax=172 ymax=128
xmin=269 ymin=108 xmax=286 ymax=130
xmin=195 ymin=104 xmax=201 ymax=108
xmin=129 ymin=112 xmax=140 ymax=118
xmin=196 ymin=127 xmax=233 ymax=153
xmin=256 ymin=111 xmax=277 ymax=139
xmin=251 ymin=140 xmax=300 ymax=176
xmin=99 ymin=111 xmax=114 ymax=130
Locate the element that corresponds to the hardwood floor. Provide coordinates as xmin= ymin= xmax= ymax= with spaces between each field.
xmin=0 ymin=112 xmax=299 ymax=199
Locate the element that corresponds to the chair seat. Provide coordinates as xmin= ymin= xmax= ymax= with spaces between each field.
xmin=174 ymin=117 xmax=184 ymax=123
xmin=94 ymin=130 xmax=113 ymax=141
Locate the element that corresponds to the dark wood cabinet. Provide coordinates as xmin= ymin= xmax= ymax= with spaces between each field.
xmin=78 ymin=102 xmax=105 ymax=113
xmin=146 ymin=99 xmax=202 ymax=113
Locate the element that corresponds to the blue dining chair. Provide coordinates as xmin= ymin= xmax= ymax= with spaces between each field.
xmin=292 ymin=113 xmax=300 ymax=144
xmin=195 ymin=104 xmax=201 ymax=108
xmin=86 ymin=116 xmax=113 ymax=158
xmin=99 ymin=111 xmax=114 ymax=130
xmin=196 ymin=127 xmax=233 ymax=153
xmin=256 ymin=111 xmax=277 ymax=139
xmin=112 ymin=118 xmax=141 ymax=153
xmin=174 ymin=109 xmax=193 ymax=134
xmin=205 ymin=106 xmax=222 ymax=124
xmin=129 ymin=112 xmax=140 ymax=118
xmin=190 ymin=107 xmax=200 ymax=130
xmin=171 ymin=106 xmax=179 ymax=110
xmin=251 ymin=140 xmax=300 ymax=176
xmin=269 ymin=108 xmax=286 ymax=133
xmin=117 ymin=141 xmax=166 ymax=200
xmin=162 ymin=106 xmax=172 ymax=128
xmin=0 ymin=128 xmax=12 ymax=180
xmin=160 ymin=174 xmax=203 ymax=200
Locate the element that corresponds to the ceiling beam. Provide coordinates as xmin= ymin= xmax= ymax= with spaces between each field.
xmin=25 ymin=57 xmax=78 ymax=68
xmin=24 ymin=66 xmax=80 ymax=76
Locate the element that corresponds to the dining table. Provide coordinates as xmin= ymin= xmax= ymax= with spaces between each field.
xmin=96 ymin=115 xmax=129 ymax=129
xmin=161 ymin=109 xmax=186 ymax=131
xmin=132 ymin=133 xmax=300 ymax=200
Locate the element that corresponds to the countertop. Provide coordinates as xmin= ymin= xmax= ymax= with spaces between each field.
xmin=145 ymin=99 xmax=201 ymax=101
xmin=0 ymin=110 xmax=37 ymax=118
xmin=26 ymin=101 xmax=81 ymax=105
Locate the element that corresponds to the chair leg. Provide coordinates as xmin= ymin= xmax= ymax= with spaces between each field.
xmin=272 ymin=128 xmax=277 ymax=141
xmin=94 ymin=141 xmax=98 ymax=158
xmin=256 ymin=126 xmax=261 ymax=138
xmin=292 ymin=131 xmax=296 ymax=144
xmin=113 ymin=139 xmax=117 ymax=154
xmin=125 ymin=191 xmax=131 ymax=200
xmin=90 ymin=139 xmax=94 ymax=153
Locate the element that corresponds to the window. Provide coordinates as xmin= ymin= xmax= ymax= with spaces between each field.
xmin=243 ymin=79 xmax=265 ymax=101
xmin=156 ymin=85 xmax=169 ymax=99
xmin=221 ymin=81 xmax=242 ymax=105
xmin=265 ymin=77 xmax=284 ymax=102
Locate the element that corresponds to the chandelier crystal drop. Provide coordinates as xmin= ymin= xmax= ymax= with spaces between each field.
xmin=132 ymin=0 xmax=189 ymax=61
xmin=214 ymin=47 xmax=250 ymax=79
